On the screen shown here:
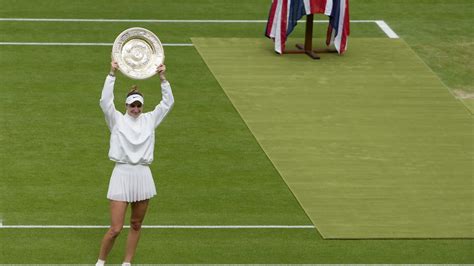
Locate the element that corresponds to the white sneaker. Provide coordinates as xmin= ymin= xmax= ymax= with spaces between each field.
xmin=96 ymin=259 xmax=105 ymax=266
xmin=122 ymin=263 xmax=131 ymax=266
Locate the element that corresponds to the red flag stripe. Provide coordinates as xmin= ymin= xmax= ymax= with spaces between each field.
xmin=280 ymin=0 xmax=288 ymax=53
xmin=312 ymin=0 xmax=327 ymax=13
xmin=265 ymin=1 xmax=279 ymax=37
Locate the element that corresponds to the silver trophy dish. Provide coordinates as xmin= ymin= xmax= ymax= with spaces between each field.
xmin=112 ymin=27 xmax=164 ymax=80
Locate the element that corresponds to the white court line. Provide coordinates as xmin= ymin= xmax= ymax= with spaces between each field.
xmin=0 ymin=42 xmax=194 ymax=46
xmin=0 ymin=224 xmax=315 ymax=229
xmin=0 ymin=18 xmax=377 ymax=23
xmin=375 ymin=20 xmax=399 ymax=38
xmin=0 ymin=18 xmax=399 ymax=42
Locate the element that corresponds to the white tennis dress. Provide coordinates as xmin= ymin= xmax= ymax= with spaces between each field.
xmin=100 ymin=75 xmax=174 ymax=202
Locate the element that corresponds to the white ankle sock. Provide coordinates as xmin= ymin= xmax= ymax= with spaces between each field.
xmin=96 ymin=259 xmax=105 ymax=266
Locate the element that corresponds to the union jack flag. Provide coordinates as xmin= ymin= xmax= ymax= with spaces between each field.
xmin=265 ymin=0 xmax=350 ymax=55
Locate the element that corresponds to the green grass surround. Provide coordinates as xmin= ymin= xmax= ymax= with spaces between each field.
xmin=1 ymin=228 xmax=473 ymax=263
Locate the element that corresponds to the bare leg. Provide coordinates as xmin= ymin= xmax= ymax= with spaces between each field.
xmin=98 ymin=200 xmax=128 ymax=261
xmin=123 ymin=199 xmax=149 ymax=263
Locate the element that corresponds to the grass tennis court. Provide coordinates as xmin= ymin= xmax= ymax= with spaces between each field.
xmin=0 ymin=0 xmax=473 ymax=263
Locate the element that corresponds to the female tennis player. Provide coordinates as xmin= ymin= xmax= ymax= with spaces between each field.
xmin=96 ymin=60 xmax=174 ymax=266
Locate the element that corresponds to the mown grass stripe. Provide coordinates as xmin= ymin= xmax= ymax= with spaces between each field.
xmin=0 ymin=42 xmax=193 ymax=46
xmin=0 ymin=18 xmax=377 ymax=23
xmin=0 ymin=225 xmax=315 ymax=229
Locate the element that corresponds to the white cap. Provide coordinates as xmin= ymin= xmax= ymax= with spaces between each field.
xmin=125 ymin=94 xmax=144 ymax=105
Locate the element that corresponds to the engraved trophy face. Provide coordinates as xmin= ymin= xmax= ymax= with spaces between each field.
xmin=112 ymin=27 xmax=164 ymax=80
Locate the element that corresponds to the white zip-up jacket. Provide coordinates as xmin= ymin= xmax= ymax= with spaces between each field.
xmin=100 ymin=75 xmax=174 ymax=165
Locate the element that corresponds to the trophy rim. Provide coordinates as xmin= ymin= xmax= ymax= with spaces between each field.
xmin=112 ymin=27 xmax=165 ymax=80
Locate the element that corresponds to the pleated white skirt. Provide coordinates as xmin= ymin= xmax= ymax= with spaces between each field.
xmin=107 ymin=163 xmax=157 ymax=202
